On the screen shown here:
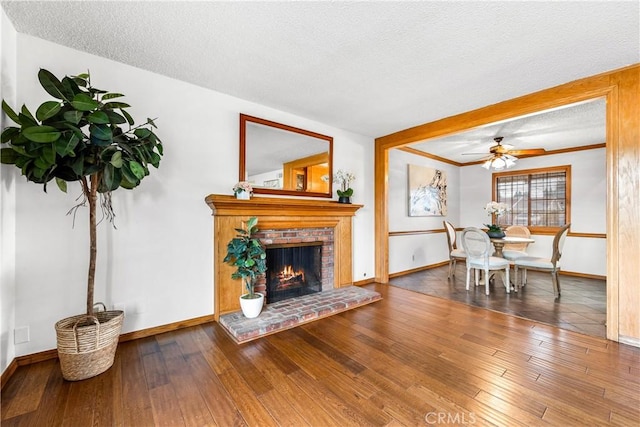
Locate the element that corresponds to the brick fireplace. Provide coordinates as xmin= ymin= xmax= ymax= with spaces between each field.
xmin=205 ymin=195 xmax=362 ymax=320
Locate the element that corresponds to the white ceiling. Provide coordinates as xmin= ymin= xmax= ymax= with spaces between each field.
xmin=1 ymin=1 xmax=638 ymax=162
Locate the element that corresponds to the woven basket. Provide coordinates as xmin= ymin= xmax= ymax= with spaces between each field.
xmin=55 ymin=308 xmax=124 ymax=381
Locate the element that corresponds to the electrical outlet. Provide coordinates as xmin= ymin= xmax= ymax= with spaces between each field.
xmin=14 ymin=326 xmax=29 ymax=344
xmin=363 ymin=272 xmax=367 ymax=277
xmin=412 ymin=254 xmax=415 ymax=261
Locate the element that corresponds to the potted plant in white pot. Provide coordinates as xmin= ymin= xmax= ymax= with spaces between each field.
xmin=223 ymin=216 xmax=267 ymax=318
xmin=1 ymin=68 xmax=163 ymax=380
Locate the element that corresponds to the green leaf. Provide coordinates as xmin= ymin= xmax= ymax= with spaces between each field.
xmin=2 ymin=100 xmax=21 ymax=124
xmin=1 ymin=127 xmax=19 ymax=143
xmin=148 ymin=151 xmax=161 ymax=168
xmin=105 ymin=110 xmax=126 ymax=124
xmin=63 ymin=110 xmax=83 ymax=125
xmin=128 ymin=160 xmax=145 ymax=179
xmin=147 ymin=118 xmax=157 ymax=128
xmin=20 ymin=106 xmax=36 ymax=124
xmin=60 ymin=76 xmax=81 ymax=98
xmin=70 ymin=154 xmax=85 ymax=176
xmin=120 ymin=162 xmax=139 ymax=185
xmin=38 ymin=69 xmax=68 ymax=101
xmin=103 ymin=101 xmax=130 ymax=110
xmin=23 ymin=126 xmax=61 ymax=143
xmin=0 ymin=147 xmax=18 ymax=164
xmin=54 ymin=133 xmax=80 ymax=156
xmin=110 ymin=150 xmax=123 ymax=168
xmin=71 ymin=93 xmax=99 ymax=111
xmin=87 ymin=111 xmax=110 ymax=124
xmin=99 ymin=164 xmax=122 ymax=192
xmin=134 ymin=128 xmax=151 ymax=138
xmin=121 ymin=109 xmax=134 ymax=125
xmin=35 ymin=101 xmax=61 ymax=121
xmin=55 ymin=177 xmax=67 ymax=193
xmin=89 ymin=124 xmax=112 ymax=144
xmin=102 ymin=93 xmax=124 ymax=100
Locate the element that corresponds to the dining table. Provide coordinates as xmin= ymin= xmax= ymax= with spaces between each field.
xmin=489 ymin=236 xmax=536 ymax=258
xmin=478 ymin=235 xmax=536 ymax=288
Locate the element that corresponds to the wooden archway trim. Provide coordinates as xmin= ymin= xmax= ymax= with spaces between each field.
xmin=374 ymin=63 xmax=639 ymax=344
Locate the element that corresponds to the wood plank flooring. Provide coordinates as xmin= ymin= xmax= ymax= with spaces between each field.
xmin=2 ymin=283 xmax=638 ymax=426
xmin=390 ymin=265 xmax=607 ymax=338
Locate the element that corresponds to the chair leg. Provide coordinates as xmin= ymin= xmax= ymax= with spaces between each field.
xmin=504 ymin=266 xmax=510 ymax=294
xmin=484 ymin=268 xmax=489 ymax=295
xmin=514 ymin=265 xmax=519 ymax=293
xmin=474 ymin=269 xmax=479 ymax=287
xmin=452 ymin=259 xmax=457 ymax=277
xmin=552 ymin=269 xmax=561 ymax=298
xmin=522 ymin=269 xmax=527 ymax=286
xmin=465 ymin=266 xmax=471 ymax=291
xmin=447 ymin=259 xmax=453 ymax=278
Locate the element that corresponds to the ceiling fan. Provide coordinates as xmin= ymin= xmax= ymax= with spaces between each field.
xmin=464 ymin=137 xmax=546 ymax=170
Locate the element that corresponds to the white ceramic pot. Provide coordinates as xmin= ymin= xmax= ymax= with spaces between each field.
xmin=239 ymin=293 xmax=264 ymax=318
xmin=235 ymin=191 xmax=250 ymax=200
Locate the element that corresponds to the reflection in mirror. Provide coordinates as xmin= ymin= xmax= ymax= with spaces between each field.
xmin=240 ymin=114 xmax=333 ymax=197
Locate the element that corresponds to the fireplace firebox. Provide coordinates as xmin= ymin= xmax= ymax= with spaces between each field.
xmin=266 ymin=242 xmax=323 ymax=303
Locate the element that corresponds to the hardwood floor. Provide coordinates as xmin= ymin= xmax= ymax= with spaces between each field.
xmin=2 ymin=283 xmax=638 ymax=426
xmin=390 ymin=265 xmax=607 ymax=338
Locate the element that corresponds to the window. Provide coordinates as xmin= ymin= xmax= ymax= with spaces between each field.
xmin=493 ymin=166 xmax=570 ymax=233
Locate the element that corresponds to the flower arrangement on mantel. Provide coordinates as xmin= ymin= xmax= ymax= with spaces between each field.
xmin=333 ymin=169 xmax=355 ymax=200
xmin=484 ymin=201 xmax=509 ymax=232
xmin=233 ymin=181 xmax=253 ymax=199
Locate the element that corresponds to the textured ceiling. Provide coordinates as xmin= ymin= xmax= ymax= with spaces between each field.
xmin=1 ymin=1 xmax=638 ymax=162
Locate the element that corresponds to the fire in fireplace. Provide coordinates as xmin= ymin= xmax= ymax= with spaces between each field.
xmin=266 ymin=241 xmax=323 ymax=303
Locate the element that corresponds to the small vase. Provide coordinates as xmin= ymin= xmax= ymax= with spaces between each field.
xmin=486 ymin=230 xmax=505 ymax=238
xmin=235 ymin=191 xmax=250 ymax=200
xmin=338 ymin=196 xmax=351 ymax=204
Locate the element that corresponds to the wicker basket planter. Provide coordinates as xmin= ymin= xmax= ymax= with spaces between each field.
xmin=55 ymin=309 xmax=124 ymax=381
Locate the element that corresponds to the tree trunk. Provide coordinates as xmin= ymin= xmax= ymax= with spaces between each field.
xmin=85 ymin=174 xmax=98 ymax=316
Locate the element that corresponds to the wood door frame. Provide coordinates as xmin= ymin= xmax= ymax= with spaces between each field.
xmin=375 ymin=64 xmax=640 ymax=343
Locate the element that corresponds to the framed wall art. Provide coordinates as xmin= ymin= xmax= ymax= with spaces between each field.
xmin=408 ymin=164 xmax=447 ymax=216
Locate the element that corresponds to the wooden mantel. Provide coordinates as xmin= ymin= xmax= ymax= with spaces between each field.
xmin=205 ymin=195 xmax=363 ymax=320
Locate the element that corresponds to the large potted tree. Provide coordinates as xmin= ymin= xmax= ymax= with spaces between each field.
xmin=223 ymin=216 xmax=267 ymax=318
xmin=1 ymin=68 xmax=163 ymax=381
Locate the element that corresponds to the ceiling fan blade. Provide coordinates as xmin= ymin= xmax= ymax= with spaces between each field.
xmin=461 ymin=152 xmax=490 ymax=155
xmin=507 ymin=148 xmax=546 ymax=155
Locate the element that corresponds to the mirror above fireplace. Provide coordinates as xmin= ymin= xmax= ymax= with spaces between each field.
xmin=240 ymin=114 xmax=333 ymax=198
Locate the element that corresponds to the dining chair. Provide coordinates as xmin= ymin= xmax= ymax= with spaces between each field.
xmin=443 ymin=221 xmax=466 ymax=278
xmin=461 ymin=227 xmax=510 ymax=295
xmin=513 ymin=223 xmax=571 ymax=298
xmin=502 ymin=225 xmax=532 ymax=260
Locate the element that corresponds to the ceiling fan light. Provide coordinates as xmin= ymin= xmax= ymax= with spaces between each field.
xmin=482 ymin=159 xmax=492 ymax=170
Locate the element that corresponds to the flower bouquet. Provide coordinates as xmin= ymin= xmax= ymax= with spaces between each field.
xmin=484 ymin=201 xmax=509 ymax=237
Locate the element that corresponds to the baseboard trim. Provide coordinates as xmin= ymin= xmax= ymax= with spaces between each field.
xmin=1 ymin=358 xmax=18 ymax=390
xmin=352 ymin=278 xmax=376 ymax=286
xmin=389 ymin=261 xmax=449 ymax=279
xmin=559 ymin=270 xmax=606 ymax=281
xmin=1 ymin=314 xmax=216 ymax=389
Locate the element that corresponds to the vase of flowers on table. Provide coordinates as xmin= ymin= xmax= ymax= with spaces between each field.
xmin=233 ymin=181 xmax=253 ymax=200
xmin=333 ymin=169 xmax=355 ymax=203
xmin=484 ymin=201 xmax=509 ymax=238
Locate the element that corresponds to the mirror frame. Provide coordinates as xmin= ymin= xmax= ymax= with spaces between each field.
xmin=240 ymin=114 xmax=333 ymax=198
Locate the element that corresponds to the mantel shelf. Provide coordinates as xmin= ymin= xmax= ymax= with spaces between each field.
xmin=205 ymin=194 xmax=362 ymax=217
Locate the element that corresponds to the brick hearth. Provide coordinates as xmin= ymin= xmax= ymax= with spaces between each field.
xmin=219 ymin=286 xmax=382 ymax=344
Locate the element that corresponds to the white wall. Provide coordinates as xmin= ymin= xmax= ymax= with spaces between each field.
xmin=387 ymin=146 xmax=606 ymax=277
xmin=3 ymin=34 xmax=375 ymax=358
xmin=388 ymin=149 xmax=461 ymax=274
xmin=460 ymin=148 xmax=606 ymax=275
xmin=0 ymin=7 xmax=17 ymax=375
